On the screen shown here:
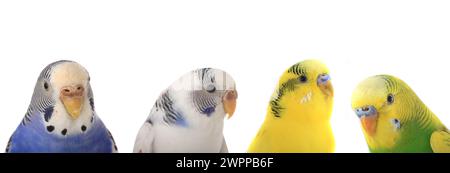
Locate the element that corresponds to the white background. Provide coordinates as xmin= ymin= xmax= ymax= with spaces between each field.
xmin=1 ymin=1 xmax=450 ymax=153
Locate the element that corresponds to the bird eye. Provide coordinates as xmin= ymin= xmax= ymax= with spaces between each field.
xmin=299 ymin=75 xmax=307 ymax=83
xmin=88 ymin=76 xmax=91 ymax=82
xmin=393 ymin=118 xmax=399 ymax=124
xmin=387 ymin=94 xmax=394 ymax=104
xmin=44 ymin=82 xmax=49 ymax=91
xmin=206 ymin=84 xmax=216 ymax=93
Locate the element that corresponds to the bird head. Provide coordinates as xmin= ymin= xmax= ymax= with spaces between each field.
xmin=170 ymin=68 xmax=238 ymax=120
xmin=269 ymin=59 xmax=333 ymax=121
xmin=351 ymin=75 xmax=424 ymax=148
xmin=31 ymin=60 xmax=93 ymax=121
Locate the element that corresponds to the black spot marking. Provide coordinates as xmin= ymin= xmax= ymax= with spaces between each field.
xmin=46 ymin=125 xmax=55 ymax=132
xmin=81 ymin=125 xmax=87 ymax=132
xmin=61 ymin=129 xmax=67 ymax=136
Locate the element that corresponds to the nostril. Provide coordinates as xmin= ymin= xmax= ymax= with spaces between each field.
xmin=61 ymin=86 xmax=84 ymax=96
xmin=355 ymin=108 xmax=363 ymax=117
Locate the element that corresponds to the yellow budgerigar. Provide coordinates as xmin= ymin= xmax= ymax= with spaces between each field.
xmin=248 ymin=59 xmax=335 ymax=153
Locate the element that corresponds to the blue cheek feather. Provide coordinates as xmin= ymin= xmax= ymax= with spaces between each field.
xmin=43 ymin=106 xmax=54 ymax=122
xmin=175 ymin=117 xmax=188 ymax=127
xmin=202 ymin=107 xmax=216 ymax=117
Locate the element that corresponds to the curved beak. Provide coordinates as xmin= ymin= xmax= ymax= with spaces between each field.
xmin=60 ymin=85 xmax=85 ymax=119
xmin=223 ymin=90 xmax=238 ymax=119
xmin=317 ymin=74 xmax=333 ymax=97
xmin=355 ymin=105 xmax=378 ymax=136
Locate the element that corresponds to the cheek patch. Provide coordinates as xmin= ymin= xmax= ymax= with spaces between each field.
xmin=300 ymin=91 xmax=312 ymax=104
xmin=201 ymin=106 xmax=216 ymax=117
xmin=391 ymin=118 xmax=401 ymax=131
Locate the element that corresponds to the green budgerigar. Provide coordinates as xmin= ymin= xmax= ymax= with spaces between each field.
xmin=351 ymin=75 xmax=450 ymax=153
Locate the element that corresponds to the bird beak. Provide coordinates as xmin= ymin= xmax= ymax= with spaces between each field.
xmin=60 ymin=85 xmax=85 ymax=120
xmin=223 ymin=90 xmax=238 ymax=119
xmin=355 ymin=105 xmax=378 ymax=136
xmin=317 ymin=74 xmax=333 ymax=97
xmin=361 ymin=115 xmax=378 ymax=137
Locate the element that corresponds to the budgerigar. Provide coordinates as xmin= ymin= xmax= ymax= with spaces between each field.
xmin=133 ymin=68 xmax=238 ymax=153
xmin=351 ymin=75 xmax=450 ymax=153
xmin=6 ymin=60 xmax=118 ymax=153
xmin=248 ymin=59 xmax=335 ymax=153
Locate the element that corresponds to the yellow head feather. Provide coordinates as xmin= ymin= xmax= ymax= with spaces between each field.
xmin=249 ymin=59 xmax=335 ymax=152
xmin=351 ymin=75 xmax=440 ymax=149
xmin=268 ymin=59 xmax=334 ymax=122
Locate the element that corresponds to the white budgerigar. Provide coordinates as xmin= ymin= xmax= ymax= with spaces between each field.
xmin=134 ymin=68 xmax=238 ymax=153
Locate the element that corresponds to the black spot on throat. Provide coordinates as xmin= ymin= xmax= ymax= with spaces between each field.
xmin=61 ymin=129 xmax=67 ymax=136
xmin=46 ymin=125 xmax=55 ymax=132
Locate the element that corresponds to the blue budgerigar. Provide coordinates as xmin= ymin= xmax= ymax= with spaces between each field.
xmin=6 ymin=60 xmax=118 ymax=153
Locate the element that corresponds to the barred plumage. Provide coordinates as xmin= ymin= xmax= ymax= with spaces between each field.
xmin=270 ymin=62 xmax=308 ymax=118
xmin=191 ymin=90 xmax=219 ymax=116
xmin=197 ymin=68 xmax=212 ymax=82
xmin=270 ymin=78 xmax=298 ymax=117
xmin=149 ymin=68 xmax=224 ymax=125
xmin=21 ymin=60 xmax=71 ymax=125
xmin=155 ymin=90 xmax=184 ymax=125
xmin=287 ymin=62 xmax=307 ymax=76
